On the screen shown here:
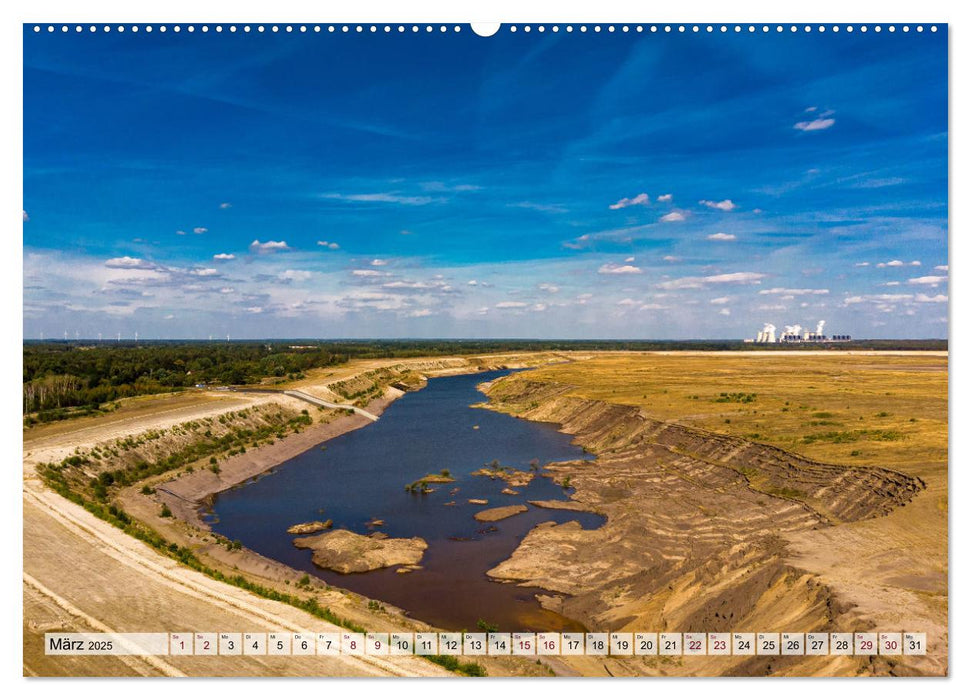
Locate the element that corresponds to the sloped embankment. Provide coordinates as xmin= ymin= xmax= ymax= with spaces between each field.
xmin=482 ymin=377 xmax=924 ymax=675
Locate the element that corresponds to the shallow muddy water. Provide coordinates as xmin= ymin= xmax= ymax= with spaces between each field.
xmin=208 ymin=370 xmax=603 ymax=631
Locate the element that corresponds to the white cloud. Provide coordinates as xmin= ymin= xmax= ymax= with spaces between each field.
xmin=915 ymin=293 xmax=948 ymax=303
xmin=532 ymin=303 xmax=548 ymax=312
xmin=709 ymin=297 xmax=731 ymax=305
xmin=105 ymin=256 xmax=155 ymax=270
xmin=219 ymin=287 xmax=234 ymax=294
xmin=317 ymin=240 xmax=340 ymax=250
xmin=935 ymin=265 xmax=948 ymax=271
xmin=910 ymin=260 xmax=922 ymax=266
xmin=794 ymin=117 xmax=836 ymax=131
xmin=662 ymin=255 xmax=680 ymax=262
xmin=908 ymin=276 xmax=947 ymax=286
xmin=877 ymin=260 xmax=905 ymax=268
xmin=884 ymin=281 xmax=901 ymax=287
xmin=467 ymin=280 xmax=478 ymax=286
xmin=495 ymin=301 xmax=528 ymax=309
xmin=639 ymin=303 xmax=666 ymax=311
xmin=704 ymin=272 xmax=765 ymax=284
xmin=351 ymin=269 xmax=384 ymax=277
xmin=538 ymin=283 xmax=560 ymax=293
xmin=245 ymin=306 xmax=263 ymax=314
xmin=164 ymin=314 xmax=174 ymax=320
xmin=213 ymin=253 xmax=236 ymax=260
xmin=855 ymin=262 xmax=870 ymax=267
xmin=407 ymin=308 xmax=433 ymax=317
xmin=616 ymin=298 xmax=639 ymax=307
xmin=660 ymin=211 xmax=686 ymax=223
xmin=609 ymin=193 xmax=649 ymax=210
xmin=22 ymin=210 xmax=29 ymax=222
xmin=323 ymin=192 xmax=438 ymax=206
xmin=190 ymin=268 xmax=219 ymax=277
xmin=193 ymin=227 xmax=208 ymax=234
xmin=598 ymin=263 xmax=642 ymax=275
xmin=279 ymin=269 xmax=313 ymax=282
xmin=699 ymin=199 xmax=736 ymax=211
xmin=707 ymin=232 xmax=736 ymax=241
xmin=624 ymin=257 xmax=635 ymax=263
xmin=657 ymin=194 xmax=673 ymax=202
xmin=175 ymin=230 xmax=187 ymax=236
xmin=758 ymin=288 xmax=829 ymax=295
xmin=219 ymin=202 xmax=232 ymax=209
xmin=657 ymin=271 xmax=765 ymax=290
xmin=370 ymin=259 xmax=389 ymax=266
xmin=718 ymin=308 xmax=731 ymax=316
xmin=250 ymin=239 xmax=290 ymax=253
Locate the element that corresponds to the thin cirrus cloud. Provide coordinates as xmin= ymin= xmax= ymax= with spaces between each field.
xmin=707 ymin=232 xmax=736 ymax=241
xmin=609 ymin=193 xmax=649 ymax=210
xmin=794 ymin=109 xmax=836 ymax=131
xmin=322 ymin=192 xmax=439 ymax=206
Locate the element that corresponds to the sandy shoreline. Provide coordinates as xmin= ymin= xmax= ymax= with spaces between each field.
xmin=158 ymin=393 xmax=400 ymax=528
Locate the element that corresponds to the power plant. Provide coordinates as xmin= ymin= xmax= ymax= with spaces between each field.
xmin=745 ymin=320 xmax=851 ymax=344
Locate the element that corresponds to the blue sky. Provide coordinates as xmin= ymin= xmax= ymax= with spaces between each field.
xmin=23 ymin=26 xmax=948 ymax=339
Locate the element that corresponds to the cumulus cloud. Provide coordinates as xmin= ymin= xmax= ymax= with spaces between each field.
xmin=105 ymin=256 xmax=156 ymax=270
xmin=707 ymin=232 xmax=736 ymax=241
xmin=915 ymin=293 xmax=948 ymax=303
xmin=245 ymin=306 xmax=263 ymax=314
xmin=657 ymin=194 xmax=673 ymax=202
xmin=908 ymin=276 xmax=947 ymax=286
xmin=370 ymin=259 xmax=389 ymax=266
xmin=877 ymin=260 xmax=906 ymax=268
xmin=495 ymin=301 xmax=528 ymax=309
xmin=317 ymin=240 xmax=340 ymax=250
xmin=538 ymin=283 xmax=560 ymax=293
xmin=219 ymin=202 xmax=232 ymax=209
xmin=935 ymin=265 xmax=948 ymax=271
xmin=609 ymin=193 xmax=649 ymax=210
xmin=709 ymin=297 xmax=731 ymax=304
xmin=250 ymin=239 xmax=290 ymax=253
xmin=699 ymin=199 xmax=736 ymax=211
xmin=718 ymin=308 xmax=731 ymax=316
xmin=598 ymin=263 xmax=642 ymax=275
xmin=794 ymin=117 xmax=836 ymax=131
xmin=660 ymin=211 xmax=686 ymax=223
xmin=657 ymin=271 xmax=765 ymax=290
xmin=351 ymin=269 xmax=384 ymax=277
xmin=190 ymin=268 xmax=219 ymax=277
xmin=193 ymin=227 xmax=208 ymax=234
xmin=662 ymin=255 xmax=680 ymax=262
xmin=213 ymin=253 xmax=236 ymax=260
xmin=279 ymin=269 xmax=313 ymax=282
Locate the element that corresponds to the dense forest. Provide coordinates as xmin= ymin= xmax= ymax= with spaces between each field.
xmin=23 ymin=338 xmax=947 ymax=422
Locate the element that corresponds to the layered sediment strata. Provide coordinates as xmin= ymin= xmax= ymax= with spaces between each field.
xmin=482 ymin=376 xmax=924 ymax=674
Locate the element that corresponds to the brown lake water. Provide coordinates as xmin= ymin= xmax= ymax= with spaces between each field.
xmin=207 ymin=370 xmax=604 ymax=632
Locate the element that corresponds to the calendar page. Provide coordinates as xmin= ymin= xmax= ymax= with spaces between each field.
xmin=21 ymin=18 xmax=948 ymax=680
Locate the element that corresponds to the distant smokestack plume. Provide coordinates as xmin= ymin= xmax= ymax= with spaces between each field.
xmin=816 ymin=320 xmax=826 ymax=335
xmin=784 ymin=324 xmax=802 ymax=337
xmin=762 ymin=323 xmax=776 ymax=334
